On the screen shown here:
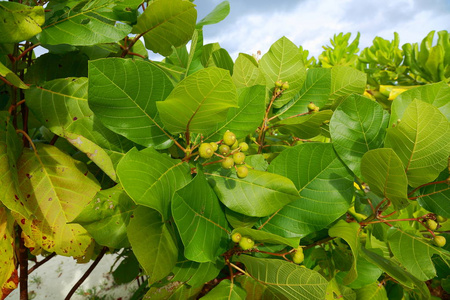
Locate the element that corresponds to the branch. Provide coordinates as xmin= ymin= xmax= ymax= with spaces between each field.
xmin=28 ymin=253 xmax=56 ymax=275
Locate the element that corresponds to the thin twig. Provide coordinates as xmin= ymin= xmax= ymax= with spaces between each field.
xmin=28 ymin=253 xmax=56 ymax=275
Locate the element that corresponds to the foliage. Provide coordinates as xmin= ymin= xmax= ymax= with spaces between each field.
xmin=0 ymin=0 xmax=450 ymax=299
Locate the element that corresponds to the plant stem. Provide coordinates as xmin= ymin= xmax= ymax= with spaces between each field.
xmin=407 ymin=179 xmax=449 ymax=197
xmin=64 ymin=247 xmax=108 ymax=300
xmin=28 ymin=253 xmax=56 ymax=275
xmin=257 ymin=89 xmax=283 ymax=153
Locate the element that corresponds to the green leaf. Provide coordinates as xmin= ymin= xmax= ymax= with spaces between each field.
xmin=117 ymin=148 xmax=191 ymax=220
xmin=127 ymin=206 xmax=178 ymax=285
xmin=0 ymin=112 xmax=31 ymax=217
xmin=205 ymin=85 xmax=266 ymax=141
xmin=329 ymin=220 xmax=361 ymax=285
xmin=237 ymin=255 xmax=328 ymax=300
xmin=14 ymin=144 xmax=100 ymax=256
xmin=39 ymin=0 xmax=133 ymax=45
xmin=201 ymin=279 xmax=246 ymax=300
xmin=335 ymin=255 xmax=383 ymax=289
xmin=132 ymin=0 xmax=197 ymax=56
xmin=260 ymin=37 xmax=307 ymax=108
xmin=418 ymin=169 xmax=450 ymax=218
xmin=172 ymin=172 xmax=230 ymax=262
xmin=235 ymin=276 xmax=288 ymax=300
xmin=157 ymin=67 xmax=238 ymax=134
xmin=144 ymin=282 xmax=203 ymax=300
xmin=197 ymin=1 xmax=230 ymax=27
xmin=232 ymin=53 xmax=266 ymax=89
xmin=0 ymin=2 xmax=44 ymax=43
xmin=231 ymin=227 xmax=300 ymax=248
xmin=361 ymin=247 xmax=430 ymax=298
xmin=212 ymin=48 xmax=234 ymax=75
xmin=225 ymin=208 xmax=259 ymax=229
xmin=278 ymin=110 xmax=333 ymax=139
xmin=329 ymin=66 xmax=366 ymax=105
xmin=354 ymin=282 xmax=388 ymax=300
xmin=275 ymin=68 xmax=331 ymax=119
xmin=206 ymin=168 xmax=299 ymax=218
xmin=73 ymin=184 xmax=136 ymax=249
xmin=0 ymin=61 xmax=29 ymax=89
xmin=259 ymin=143 xmax=354 ymax=238
xmin=89 ymin=58 xmax=174 ymax=148
xmin=387 ymin=228 xmax=450 ymax=281
xmin=0 ymin=206 xmax=16 ymax=300
xmin=390 ymin=81 xmax=450 ymax=124
xmin=385 ymin=99 xmax=450 ymax=187
xmin=325 ymin=278 xmax=356 ymax=300
xmin=172 ymin=259 xmax=224 ymax=288
xmin=245 ymin=155 xmax=269 ymax=171
xmin=330 ymin=95 xmax=390 ymax=178
xmin=361 ymin=148 xmax=409 ymax=209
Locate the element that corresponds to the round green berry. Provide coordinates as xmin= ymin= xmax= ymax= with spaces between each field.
xmin=427 ymin=219 xmax=438 ymax=231
xmin=281 ymin=81 xmax=289 ymax=90
xmin=221 ymin=157 xmax=234 ymax=169
xmin=231 ymin=232 xmax=242 ymax=243
xmin=239 ymin=142 xmax=249 ymax=152
xmin=199 ymin=143 xmax=214 ymax=159
xmin=236 ymin=165 xmax=248 ymax=178
xmin=233 ymin=152 xmax=246 ymax=165
xmin=307 ymin=102 xmax=319 ymax=112
xmin=275 ymin=80 xmax=283 ymax=88
xmin=223 ymin=131 xmax=236 ymax=146
xmin=219 ymin=145 xmax=230 ymax=155
xmin=209 ymin=142 xmax=219 ymax=152
xmin=292 ymin=251 xmax=304 ymax=264
xmin=434 ymin=236 xmax=446 ymax=247
xmin=239 ymin=236 xmax=255 ymax=250
xmin=231 ymin=140 xmax=239 ymax=150
xmin=437 ymin=216 xmax=448 ymax=223
xmin=295 ymin=246 xmax=303 ymax=254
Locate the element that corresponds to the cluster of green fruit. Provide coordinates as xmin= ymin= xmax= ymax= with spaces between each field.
xmin=426 ymin=215 xmax=447 ymax=247
xmin=231 ymin=232 xmax=254 ymax=250
xmin=198 ymin=130 xmax=249 ymax=178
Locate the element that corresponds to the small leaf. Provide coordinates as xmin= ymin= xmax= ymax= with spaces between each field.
xmin=157 ymin=67 xmax=238 ymax=134
xmin=197 ymin=1 xmax=230 ymax=27
xmin=231 ymin=227 xmax=300 ymax=248
xmin=201 ymin=279 xmax=246 ymax=300
xmin=361 ymin=149 xmax=409 ymax=210
xmin=0 ymin=2 xmax=44 ymax=43
xmin=144 ymin=282 xmax=203 ymax=300
xmin=0 ymin=61 xmax=29 ymax=89
xmin=354 ymin=282 xmax=388 ymax=300
xmin=172 ymin=172 xmax=230 ymax=262
xmin=418 ymin=169 xmax=450 ymax=218
xmin=127 ymin=206 xmax=178 ymax=285
xmin=172 ymin=259 xmax=224 ymax=288
xmin=278 ymin=110 xmax=333 ymax=139
xmin=238 ymin=255 xmax=328 ymax=300
xmin=132 ymin=0 xmax=197 ymax=56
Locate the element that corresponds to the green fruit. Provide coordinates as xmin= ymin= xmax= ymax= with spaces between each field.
xmin=199 ymin=143 xmax=214 ymax=159
xmin=275 ymin=80 xmax=283 ymax=88
xmin=210 ymin=142 xmax=219 ymax=152
xmin=307 ymin=102 xmax=319 ymax=112
xmin=427 ymin=219 xmax=438 ymax=231
xmin=219 ymin=145 xmax=230 ymax=155
xmin=281 ymin=81 xmax=289 ymax=90
xmin=437 ymin=216 xmax=448 ymax=223
xmin=292 ymin=251 xmax=304 ymax=264
xmin=231 ymin=140 xmax=239 ymax=150
xmin=239 ymin=236 xmax=254 ymax=250
xmin=295 ymin=246 xmax=303 ymax=254
xmin=223 ymin=130 xmax=236 ymax=146
xmin=236 ymin=166 xmax=248 ymax=178
xmin=233 ymin=152 xmax=246 ymax=165
xmin=221 ymin=157 xmax=234 ymax=169
xmin=231 ymin=232 xmax=242 ymax=243
xmin=434 ymin=236 xmax=446 ymax=247
xmin=239 ymin=142 xmax=249 ymax=152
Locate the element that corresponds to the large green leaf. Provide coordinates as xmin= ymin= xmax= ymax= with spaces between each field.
xmin=385 ymin=99 xmax=450 ymax=187
xmin=197 ymin=1 xmax=230 ymax=27
xmin=201 ymin=279 xmax=246 ymax=300
xmin=329 ymin=220 xmax=361 ymax=285
xmin=132 ymin=0 xmax=197 ymax=56
xmin=354 ymin=282 xmax=388 ymax=300
xmin=387 ymin=228 xmax=450 ymax=281
xmin=335 ymin=255 xmax=383 ymax=289
xmin=205 ymin=168 xmax=299 ymax=218
xmin=172 ymin=172 xmax=230 ymax=262
xmin=259 ymin=143 xmax=354 ymax=238
xmin=73 ymin=184 xmax=136 ymax=249
xmin=89 ymin=58 xmax=174 ymax=148
xmin=390 ymin=81 xmax=450 ymax=124
xmin=0 ymin=112 xmax=30 ymax=217
xmin=418 ymin=169 xmax=450 ymax=218
xmin=157 ymin=67 xmax=238 ymax=134
xmin=330 ymin=95 xmax=390 ymax=178
xmin=235 ymin=276 xmax=288 ymax=300
xmin=0 ymin=2 xmax=44 ymax=43
xmin=361 ymin=148 xmax=409 ymax=210
xmin=231 ymin=227 xmax=299 ymax=248
xmin=0 ymin=61 xmax=29 ymax=89
xmin=0 ymin=206 xmax=16 ymax=300
xmin=205 ymin=85 xmax=266 ymax=141
xmin=275 ymin=68 xmax=331 ymax=119
xmin=277 ymin=110 xmax=333 ymax=139
xmin=127 ymin=206 xmax=178 ymax=285
xmin=171 ymin=259 xmax=224 ymax=288
xmin=328 ymin=66 xmax=366 ymax=106
xmin=232 ymin=53 xmax=266 ymax=89
xmin=238 ymin=255 xmax=328 ymax=300
xmin=14 ymin=144 xmax=100 ymax=256
xmin=260 ymin=37 xmax=306 ymax=108
xmin=117 ymin=148 xmax=191 ymax=220
xmin=39 ymin=0 xmax=135 ymax=45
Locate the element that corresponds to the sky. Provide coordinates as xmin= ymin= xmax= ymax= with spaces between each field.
xmin=189 ymin=0 xmax=450 ymax=60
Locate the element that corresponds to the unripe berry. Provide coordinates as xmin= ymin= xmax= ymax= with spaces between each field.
xmin=231 ymin=140 xmax=239 ymax=150
xmin=221 ymin=157 xmax=234 ymax=169
xmin=281 ymin=81 xmax=289 ymax=90
xmin=199 ymin=143 xmax=214 ymax=159
xmin=209 ymin=142 xmax=219 ymax=152
xmin=239 ymin=142 xmax=249 ymax=152
xmin=231 ymin=232 xmax=242 ymax=243
xmin=219 ymin=145 xmax=230 ymax=156
xmin=292 ymin=251 xmax=304 ymax=264
xmin=426 ymin=219 xmax=438 ymax=231
xmin=275 ymin=80 xmax=283 ymax=88
xmin=233 ymin=152 xmax=246 ymax=165
xmin=295 ymin=246 xmax=303 ymax=254
xmin=437 ymin=216 xmax=448 ymax=223
xmin=434 ymin=236 xmax=446 ymax=247
xmin=223 ymin=130 xmax=236 ymax=146
xmin=236 ymin=166 xmax=248 ymax=178
xmin=239 ymin=236 xmax=254 ymax=250
xmin=307 ymin=102 xmax=319 ymax=112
